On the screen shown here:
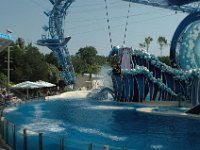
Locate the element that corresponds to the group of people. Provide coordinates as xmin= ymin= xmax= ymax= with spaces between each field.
xmin=0 ymin=89 xmax=9 ymax=106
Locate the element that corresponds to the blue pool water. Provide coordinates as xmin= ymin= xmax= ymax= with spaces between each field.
xmin=3 ymin=99 xmax=200 ymax=150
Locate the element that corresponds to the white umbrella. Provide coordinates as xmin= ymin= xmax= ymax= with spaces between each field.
xmin=12 ymin=81 xmax=45 ymax=99
xmin=35 ymin=80 xmax=56 ymax=87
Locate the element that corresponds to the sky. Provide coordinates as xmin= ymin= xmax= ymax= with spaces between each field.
xmin=0 ymin=0 xmax=188 ymax=56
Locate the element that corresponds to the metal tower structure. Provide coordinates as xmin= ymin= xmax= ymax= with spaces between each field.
xmin=37 ymin=0 xmax=75 ymax=85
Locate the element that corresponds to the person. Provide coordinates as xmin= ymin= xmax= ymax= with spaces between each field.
xmin=112 ymin=63 xmax=121 ymax=75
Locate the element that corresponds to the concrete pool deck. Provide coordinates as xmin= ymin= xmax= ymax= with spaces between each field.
xmin=46 ymin=90 xmax=92 ymax=100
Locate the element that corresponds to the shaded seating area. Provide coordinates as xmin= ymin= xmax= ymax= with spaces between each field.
xmin=12 ymin=80 xmax=56 ymax=100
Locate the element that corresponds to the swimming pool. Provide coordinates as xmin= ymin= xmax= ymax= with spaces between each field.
xmin=3 ymin=99 xmax=200 ymax=150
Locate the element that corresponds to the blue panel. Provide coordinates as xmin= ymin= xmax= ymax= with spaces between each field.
xmin=154 ymin=66 xmax=161 ymax=79
xmin=111 ymin=75 xmax=118 ymax=101
xmin=134 ymin=74 xmax=146 ymax=102
xmin=123 ymin=75 xmax=130 ymax=102
xmin=153 ymin=84 xmax=159 ymax=100
xmin=132 ymin=55 xmax=137 ymax=68
xmin=158 ymin=88 xmax=163 ymax=101
xmin=148 ymin=80 xmax=154 ymax=101
xmin=115 ymin=75 xmax=123 ymax=101
xmin=127 ymin=74 xmax=134 ymax=102
xmin=163 ymin=72 xmax=174 ymax=91
xmin=174 ymin=80 xmax=182 ymax=94
xmin=148 ymin=63 xmax=155 ymax=76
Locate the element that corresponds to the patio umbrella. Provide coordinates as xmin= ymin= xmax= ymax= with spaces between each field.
xmin=12 ymin=81 xmax=44 ymax=99
xmin=35 ymin=80 xmax=56 ymax=87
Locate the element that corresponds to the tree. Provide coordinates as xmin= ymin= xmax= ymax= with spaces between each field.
xmin=145 ymin=36 xmax=153 ymax=52
xmin=16 ymin=37 xmax=25 ymax=49
xmin=139 ymin=36 xmax=153 ymax=52
xmin=0 ymin=73 xmax=7 ymax=86
xmin=76 ymin=46 xmax=97 ymax=65
xmin=158 ymin=56 xmax=171 ymax=66
xmin=71 ymin=46 xmax=108 ymax=76
xmin=75 ymin=46 xmax=98 ymax=75
xmin=0 ymin=39 xmax=51 ymax=83
xmin=45 ymin=52 xmax=58 ymax=67
xmin=157 ymin=36 xmax=167 ymax=56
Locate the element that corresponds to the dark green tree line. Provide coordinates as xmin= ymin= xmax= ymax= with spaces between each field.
xmin=0 ymin=39 xmax=109 ymax=85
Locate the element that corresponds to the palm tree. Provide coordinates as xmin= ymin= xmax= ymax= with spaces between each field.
xmin=139 ymin=36 xmax=153 ymax=52
xmin=145 ymin=36 xmax=153 ymax=52
xmin=157 ymin=36 xmax=167 ymax=56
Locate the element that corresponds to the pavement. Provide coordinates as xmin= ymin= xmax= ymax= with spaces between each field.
xmin=0 ymin=138 xmax=11 ymax=150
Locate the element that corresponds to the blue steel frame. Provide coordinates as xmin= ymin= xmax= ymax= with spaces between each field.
xmin=37 ymin=0 xmax=75 ymax=85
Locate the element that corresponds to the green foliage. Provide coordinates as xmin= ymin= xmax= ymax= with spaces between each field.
xmin=45 ymin=52 xmax=58 ymax=67
xmin=157 ymin=36 xmax=168 ymax=56
xmin=158 ymin=56 xmax=171 ymax=66
xmin=72 ymin=46 xmax=108 ymax=75
xmin=0 ymin=38 xmax=108 ymax=86
xmin=0 ymin=73 xmax=7 ymax=85
xmin=48 ymin=63 xmax=61 ymax=83
xmin=0 ymin=38 xmax=53 ymax=84
xmin=107 ymin=55 xmax=119 ymax=68
xmin=139 ymin=36 xmax=153 ymax=52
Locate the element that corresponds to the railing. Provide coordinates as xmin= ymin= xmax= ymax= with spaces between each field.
xmin=0 ymin=114 xmax=133 ymax=150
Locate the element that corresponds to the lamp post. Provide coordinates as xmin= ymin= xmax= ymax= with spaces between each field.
xmin=6 ymin=29 xmax=13 ymax=94
xmin=7 ymin=46 xmax=11 ymax=94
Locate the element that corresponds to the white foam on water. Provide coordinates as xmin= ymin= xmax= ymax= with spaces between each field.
xmin=150 ymin=144 xmax=164 ymax=150
xmin=19 ymin=118 xmax=65 ymax=135
xmin=136 ymin=107 xmax=154 ymax=113
xmin=4 ymin=107 xmax=18 ymax=113
xmin=31 ymin=103 xmax=49 ymax=117
xmin=87 ymin=105 xmax=135 ymax=110
xmin=73 ymin=126 xmax=127 ymax=141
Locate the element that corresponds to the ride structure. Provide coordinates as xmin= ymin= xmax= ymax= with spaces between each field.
xmin=37 ymin=0 xmax=75 ymax=85
xmin=0 ymin=33 xmax=14 ymax=52
xmin=108 ymin=0 xmax=200 ymax=106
